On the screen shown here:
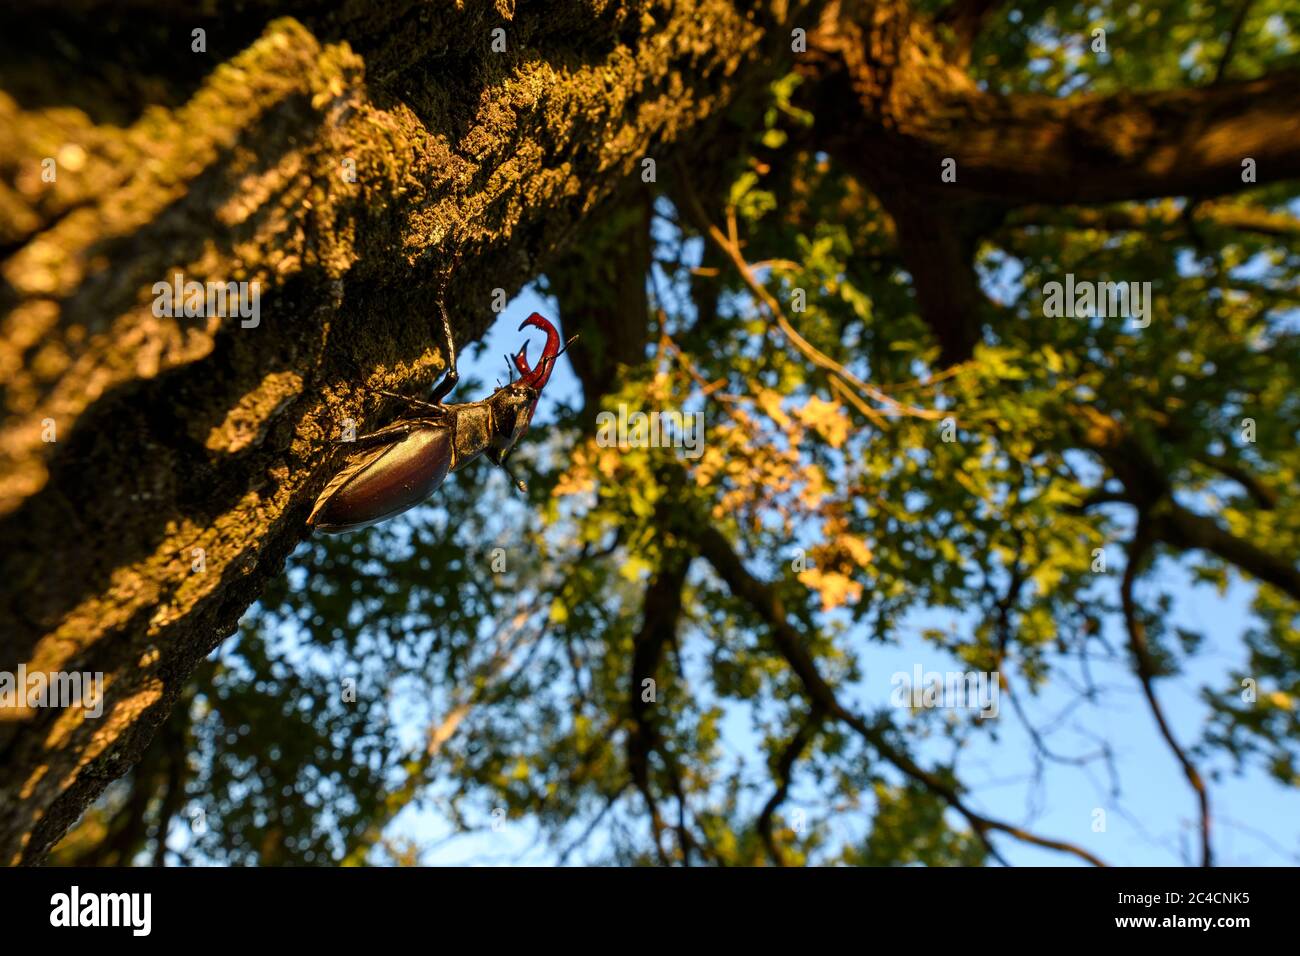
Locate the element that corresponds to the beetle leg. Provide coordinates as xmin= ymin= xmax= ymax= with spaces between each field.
xmin=374 ymin=389 xmax=447 ymax=414
xmin=488 ymin=445 xmax=528 ymax=494
xmin=342 ymin=420 xmax=419 ymax=448
xmin=429 ymin=293 xmax=460 ymax=404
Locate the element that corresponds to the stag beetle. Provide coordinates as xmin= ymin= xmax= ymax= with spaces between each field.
xmin=308 ymin=297 xmax=574 ymax=534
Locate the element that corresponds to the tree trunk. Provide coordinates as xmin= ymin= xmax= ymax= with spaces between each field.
xmin=0 ymin=0 xmax=802 ymax=864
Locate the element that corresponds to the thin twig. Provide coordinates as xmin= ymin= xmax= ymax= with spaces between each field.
xmin=672 ymin=160 xmax=945 ymax=425
xmin=1121 ymin=525 xmax=1213 ymax=867
xmin=1214 ymin=0 xmax=1255 ymax=84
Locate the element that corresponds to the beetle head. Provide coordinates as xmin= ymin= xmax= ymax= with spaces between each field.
xmin=486 ymin=313 xmax=569 ymax=451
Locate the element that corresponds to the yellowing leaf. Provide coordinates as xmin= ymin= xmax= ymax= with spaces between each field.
xmin=549 ymin=598 xmax=569 ymax=624
xmin=799 ymin=567 xmax=862 ymax=611
xmin=796 ymin=395 xmax=850 ymax=448
xmin=755 ymin=387 xmax=792 ymax=429
xmin=839 ymin=534 xmax=873 ymax=567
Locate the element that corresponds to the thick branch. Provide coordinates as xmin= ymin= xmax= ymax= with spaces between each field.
xmin=885 ymin=194 xmax=996 ymax=363
xmin=808 ymin=2 xmax=1300 ymax=207
xmin=1004 ymin=202 xmax=1300 ymax=241
xmin=919 ymin=69 xmax=1300 ymax=204
xmin=1195 ymin=454 xmax=1279 ymax=511
xmin=1151 ymin=504 xmax=1300 ymax=603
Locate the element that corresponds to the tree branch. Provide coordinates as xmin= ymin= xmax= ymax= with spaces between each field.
xmin=1003 ymin=202 xmax=1300 ymax=242
xmin=627 ymin=545 xmax=693 ymax=865
xmin=1195 ymin=453 xmax=1279 ymax=510
xmin=689 ymin=517 xmax=1108 ymax=867
xmin=1214 ymin=0 xmax=1256 ymax=84
xmin=546 ymin=190 xmax=654 ymax=427
xmin=937 ymin=69 xmax=1300 ymax=204
xmin=1073 ymin=406 xmax=1300 ymax=603
xmin=673 ymin=160 xmax=948 ymax=418
xmin=1150 ymin=503 xmax=1300 ymax=603
xmin=807 ymin=3 xmax=1300 ymax=206
xmin=756 ymin=709 xmax=824 ymax=866
xmin=1120 ymin=527 xmax=1213 ymax=867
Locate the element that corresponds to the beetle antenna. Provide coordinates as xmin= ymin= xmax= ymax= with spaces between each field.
xmin=533 ymin=333 xmax=580 ymax=385
xmin=504 ymin=354 xmax=515 ymax=383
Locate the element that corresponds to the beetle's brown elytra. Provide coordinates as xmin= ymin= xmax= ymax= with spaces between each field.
xmin=309 ymin=426 xmax=453 ymax=533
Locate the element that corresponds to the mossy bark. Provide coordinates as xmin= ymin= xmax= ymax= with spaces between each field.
xmin=0 ymin=1 xmax=803 ymax=864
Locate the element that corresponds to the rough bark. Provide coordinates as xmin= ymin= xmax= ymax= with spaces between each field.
xmin=0 ymin=0 xmax=805 ymax=864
